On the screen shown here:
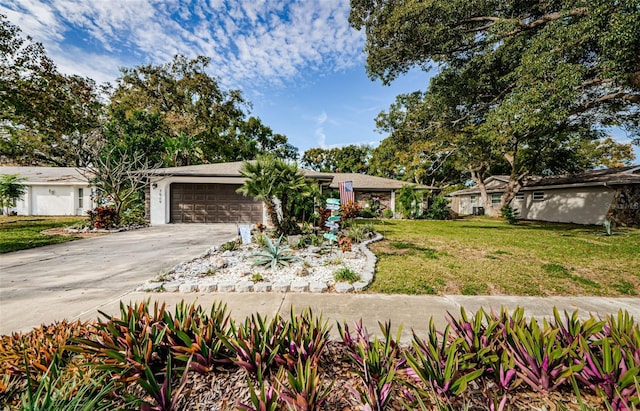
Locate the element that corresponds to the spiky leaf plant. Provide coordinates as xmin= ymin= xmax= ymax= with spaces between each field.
xmin=250 ymin=235 xmax=302 ymax=269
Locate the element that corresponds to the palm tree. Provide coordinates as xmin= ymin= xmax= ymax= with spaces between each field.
xmin=237 ymin=154 xmax=313 ymax=235
xmin=0 ymin=174 xmax=27 ymax=215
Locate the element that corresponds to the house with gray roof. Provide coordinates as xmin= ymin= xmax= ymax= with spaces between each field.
xmin=0 ymin=166 xmax=94 ymax=216
xmin=448 ymin=166 xmax=640 ymax=226
xmin=146 ymin=163 xmax=435 ymax=225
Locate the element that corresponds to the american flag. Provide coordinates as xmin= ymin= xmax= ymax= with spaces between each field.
xmin=338 ymin=181 xmax=354 ymax=205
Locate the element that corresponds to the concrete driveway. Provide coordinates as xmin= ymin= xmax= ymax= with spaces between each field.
xmin=0 ymin=224 xmax=236 ymax=334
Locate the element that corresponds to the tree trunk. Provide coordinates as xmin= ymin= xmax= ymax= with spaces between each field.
xmin=264 ymin=201 xmax=283 ymax=234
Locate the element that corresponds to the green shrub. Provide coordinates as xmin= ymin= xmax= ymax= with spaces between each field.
xmin=119 ymin=203 xmax=147 ymax=226
xmin=501 ymin=204 xmax=519 ymax=225
xmin=381 ymin=209 xmax=393 ymax=219
xmin=359 ymin=208 xmax=377 ymax=219
xmin=427 ymin=196 xmax=450 ymax=220
xmin=396 ymin=185 xmax=423 ymax=219
xmin=334 ymin=267 xmax=360 ymax=283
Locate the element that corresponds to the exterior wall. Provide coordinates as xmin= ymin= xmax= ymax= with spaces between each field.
xmin=149 ymin=176 xmax=266 ymax=225
xmin=356 ymin=191 xmax=392 ymax=211
xmin=13 ymin=184 xmax=92 ymax=216
xmin=455 ymin=194 xmax=482 ymax=215
xmin=514 ymin=186 xmax=617 ymax=225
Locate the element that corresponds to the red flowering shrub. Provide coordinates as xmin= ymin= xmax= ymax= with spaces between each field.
xmin=87 ymin=206 xmax=118 ymax=229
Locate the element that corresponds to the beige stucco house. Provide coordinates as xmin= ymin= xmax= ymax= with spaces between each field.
xmin=0 ymin=166 xmax=95 ymax=216
xmin=146 ymin=163 xmax=435 ymax=225
xmin=448 ymin=166 xmax=640 ymax=226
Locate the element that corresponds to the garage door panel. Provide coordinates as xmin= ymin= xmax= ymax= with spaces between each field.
xmin=170 ymin=183 xmax=262 ymax=223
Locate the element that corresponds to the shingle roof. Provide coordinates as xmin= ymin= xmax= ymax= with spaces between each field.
xmin=327 ymin=173 xmax=435 ymax=190
xmin=146 ymin=162 xmax=247 ymax=176
xmin=0 ymin=166 xmax=90 ymax=184
xmin=449 ymin=166 xmax=640 ymax=196
xmin=147 ymin=163 xmax=435 ymax=190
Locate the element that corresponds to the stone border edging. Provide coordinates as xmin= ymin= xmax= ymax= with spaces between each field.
xmin=139 ymin=232 xmax=384 ymax=294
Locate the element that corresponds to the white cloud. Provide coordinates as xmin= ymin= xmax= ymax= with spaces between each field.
xmin=1 ymin=0 xmax=365 ymax=89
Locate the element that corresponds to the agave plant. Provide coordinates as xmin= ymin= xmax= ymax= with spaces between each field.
xmin=250 ymin=235 xmax=302 ymax=269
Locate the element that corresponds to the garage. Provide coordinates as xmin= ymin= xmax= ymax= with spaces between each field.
xmin=170 ymin=183 xmax=263 ymax=223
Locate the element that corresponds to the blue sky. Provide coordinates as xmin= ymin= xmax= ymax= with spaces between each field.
xmin=2 ymin=0 xmax=637 ymax=159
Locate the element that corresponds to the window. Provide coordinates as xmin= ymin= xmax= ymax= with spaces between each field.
xmin=491 ymin=193 xmax=501 ymax=205
xmin=533 ymin=191 xmax=545 ymax=201
xmin=78 ymin=188 xmax=84 ymax=208
xmin=470 ymin=195 xmax=477 ymax=204
xmin=515 ymin=192 xmax=525 ymax=201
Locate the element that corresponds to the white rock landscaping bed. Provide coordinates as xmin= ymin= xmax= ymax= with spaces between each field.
xmin=138 ymin=233 xmax=382 ymax=293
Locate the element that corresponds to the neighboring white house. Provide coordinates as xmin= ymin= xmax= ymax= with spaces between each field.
xmin=0 ymin=167 xmax=94 ymax=216
xmin=146 ymin=162 xmax=436 ymax=225
xmin=448 ymin=166 xmax=640 ymax=226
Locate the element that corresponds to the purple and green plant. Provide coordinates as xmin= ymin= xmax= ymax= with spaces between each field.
xmin=338 ymin=320 xmax=403 ymax=410
xmin=405 ymin=319 xmax=484 ymax=406
xmin=164 ymin=301 xmax=232 ymax=373
xmin=237 ymin=367 xmax=279 ymax=411
xmin=576 ymin=336 xmax=639 ymax=410
xmin=275 ymin=308 xmax=330 ymax=372
xmin=139 ymin=355 xmax=191 ymax=411
xmin=553 ymin=308 xmax=604 ymax=346
xmin=504 ymin=315 xmax=583 ymax=393
xmin=276 ymin=359 xmax=332 ymax=411
xmin=71 ymin=300 xmax=170 ymax=382
xmin=223 ymin=313 xmax=286 ymax=376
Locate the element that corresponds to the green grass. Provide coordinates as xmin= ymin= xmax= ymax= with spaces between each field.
xmin=367 ymin=217 xmax=640 ymax=296
xmin=0 ymin=216 xmax=88 ymax=253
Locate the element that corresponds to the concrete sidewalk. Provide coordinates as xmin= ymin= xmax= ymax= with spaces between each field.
xmin=72 ymin=292 xmax=640 ymax=343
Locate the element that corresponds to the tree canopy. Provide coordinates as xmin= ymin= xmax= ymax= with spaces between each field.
xmin=350 ymin=0 xmax=639 ymax=213
xmin=300 ymin=145 xmax=371 ymax=173
xmin=110 ymin=55 xmax=298 ymax=164
xmin=0 ymin=15 xmax=103 ymax=166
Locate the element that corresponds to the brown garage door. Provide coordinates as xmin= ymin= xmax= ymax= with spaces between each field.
xmin=170 ymin=183 xmax=263 ymax=223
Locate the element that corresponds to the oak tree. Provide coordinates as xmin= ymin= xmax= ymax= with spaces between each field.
xmin=351 ymin=0 xmax=639 ymax=214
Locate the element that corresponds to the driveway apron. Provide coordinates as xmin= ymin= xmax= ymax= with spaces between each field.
xmin=0 ymin=224 xmax=236 ymax=334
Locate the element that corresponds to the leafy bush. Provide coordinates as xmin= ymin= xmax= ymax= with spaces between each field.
xmin=316 ymin=207 xmax=331 ymax=229
xmin=340 ymin=201 xmax=361 ymax=220
xmin=250 ymin=236 xmax=301 ymax=269
xmin=334 ymin=267 xmax=360 ymax=283
xmin=427 ymin=196 xmax=451 ymax=220
xmin=338 ymin=236 xmax=352 ymax=252
xmin=87 ymin=206 xmax=118 ymax=229
xmin=359 ymin=208 xmax=377 ymax=219
xmin=381 ymin=209 xmax=393 ymax=219
xmin=501 ymin=204 xmax=519 ymax=225
xmin=119 ymin=202 xmax=147 ymax=227
xmin=396 ymin=185 xmax=423 ymax=219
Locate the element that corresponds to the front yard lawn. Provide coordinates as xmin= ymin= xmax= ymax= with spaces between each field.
xmin=0 ymin=216 xmax=87 ymax=253
xmin=367 ymin=218 xmax=640 ymax=296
